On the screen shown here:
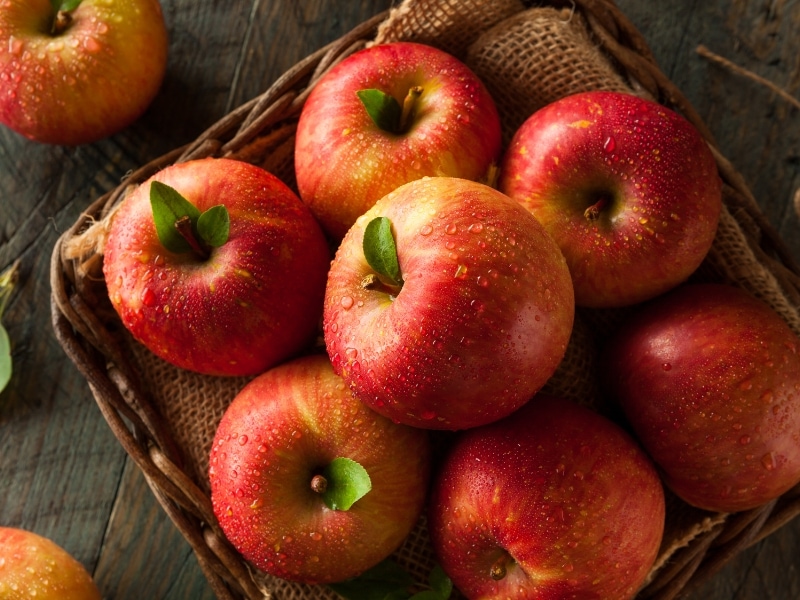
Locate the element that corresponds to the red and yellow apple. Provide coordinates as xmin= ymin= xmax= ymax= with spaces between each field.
xmin=0 ymin=0 xmax=169 ymax=145
xmin=323 ymin=176 xmax=575 ymax=431
xmin=604 ymin=283 xmax=800 ymax=512
xmin=499 ymin=90 xmax=722 ymax=307
xmin=295 ymin=41 xmax=502 ymax=240
xmin=0 ymin=527 xmax=101 ymax=600
xmin=428 ymin=396 xmax=665 ymax=600
xmin=103 ymin=157 xmax=330 ymax=377
xmin=209 ymin=354 xmax=431 ymax=584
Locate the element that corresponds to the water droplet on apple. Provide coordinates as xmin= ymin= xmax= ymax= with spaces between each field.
xmin=141 ymin=288 xmax=156 ymax=306
xmin=340 ymin=296 xmax=354 ymax=309
xmin=345 ymin=347 xmax=358 ymax=360
xmin=310 ymin=532 xmax=323 ymax=541
xmin=662 ymin=363 xmax=672 ymax=371
xmin=445 ymin=223 xmax=458 ymax=235
xmin=238 ymin=435 xmax=248 ymax=446
xmin=477 ymin=276 xmax=489 ymax=288
xmin=420 ymin=224 xmax=433 ymax=236
xmin=761 ymin=452 xmax=777 ymax=470
xmin=739 ymin=435 xmax=752 ymax=445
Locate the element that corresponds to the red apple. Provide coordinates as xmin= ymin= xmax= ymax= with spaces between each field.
xmin=499 ymin=90 xmax=722 ymax=307
xmin=0 ymin=527 xmax=101 ymax=599
xmin=209 ymin=353 xmax=431 ymax=584
xmin=604 ymin=283 xmax=800 ymax=512
xmin=323 ymin=176 xmax=575 ymax=431
xmin=295 ymin=41 xmax=502 ymax=240
xmin=428 ymin=396 xmax=665 ymax=600
xmin=103 ymin=157 xmax=330 ymax=377
xmin=0 ymin=0 xmax=168 ymax=146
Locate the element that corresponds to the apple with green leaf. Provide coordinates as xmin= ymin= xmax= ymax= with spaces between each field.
xmin=499 ymin=90 xmax=722 ymax=307
xmin=209 ymin=354 xmax=431 ymax=584
xmin=103 ymin=157 xmax=331 ymax=377
xmin=323 ymin=176 xmax=575 ymax=430
xmin=428 ymin=396 xmax=665 ymax=600
xmin=0 ymin=0 xmax=169 ymax=145
xmin=295 ymin=41 xmax=502 ymax=240
xmin=604 ymin=283 xmax=800 ymax=512
xmin=0 ymin=527 xmax=102 ymax=599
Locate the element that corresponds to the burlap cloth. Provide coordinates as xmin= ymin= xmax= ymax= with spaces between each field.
xmin=60 ymin=0 xmax=800 ymax=598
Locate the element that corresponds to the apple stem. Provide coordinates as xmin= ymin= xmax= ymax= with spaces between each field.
xmin=51 ymin=10 xmax=73 ymax=36
xmin=310 ymin=474 xmax=328 ymax=494
xmin=584 ymin=196 xmax=609 ymax=221
xmin=490 ymin=553 xmax=513 ymax=581
xmin=398 ymin=86 xmax=423 ymax=133
xmin=174 ymin=216 xmax=211 ymax=260
xmin=361 ymin=273 xmax=402 ymax=297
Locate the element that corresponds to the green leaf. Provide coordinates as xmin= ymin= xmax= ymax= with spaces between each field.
xmin=322 ymin=457 xmax=372 ymax=511
xmin=357 ymin=89 xmax=402 ymax=133
xmin=197 ymin=205 xmax=230 ymax=248
xmin=52 ymin=0 xmax=82 ymax=12
xmin=428 ymin=566 xmax=452 ymax=599
xmin=0 ymin=324 xmax=10 ymax=394
xmin=408 ymin=591 xmax=442 ymax=600
xmin=149 ymin=180 xmax=202 ymax=254
xmin=363 ymin=217 xmax=403 ymax=287
xmin=329 ymin=560 xmax=414 ymax=600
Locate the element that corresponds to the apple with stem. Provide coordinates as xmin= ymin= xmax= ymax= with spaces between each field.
xmin=0 ymin=0 xmax=169 ymax=146
xmin=209 ymin=353 xmax=431 ymax=584
xmin=604 ymin=283 xmax=800 ymax=512
xmin=323 ymin=176 xmax=575 ymax=431
xmin=428 ymin=395 xmax=665 ymax=600
xmin=295 ymin=41 xmax=502 ymax=241
xmin=103 ymin=157 xmax=331 ymax=377
xmin=499 ymin=90 xmax=722 ymax=307
xmin=0 ymin=527 xmax=102 ymax=599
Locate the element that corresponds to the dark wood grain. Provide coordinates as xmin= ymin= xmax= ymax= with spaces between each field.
xmin=1 ymin=1 xmax=799 ymax=599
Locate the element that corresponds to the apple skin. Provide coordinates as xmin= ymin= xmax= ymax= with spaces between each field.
xmin=295 ymin=41 xmax=502 ymax=240
xmin=0 ymin=0 xmax=168 ymax=146
xmin=604 ymin=283 xmax=800 ymax=512
xmin=208 ymin=353 xmax=431 ymax=584
xmin=498 ymin=90 xmax=722 ymax=308
xmin=323 ymin=176 xmax=575 ymax=431
xmin=0 ymin=527 xmax=102 ymax=600
xmin=103 ymin=157 xmax=331 ymax=377
xmin=428 ymin=395 xmax=665 ymax=600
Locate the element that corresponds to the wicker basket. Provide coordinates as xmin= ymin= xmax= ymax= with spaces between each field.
xmin=50 ymin=1 xmax=800 ymax=599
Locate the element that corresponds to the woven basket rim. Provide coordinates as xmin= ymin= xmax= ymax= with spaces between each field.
xmin=50 ymin=1 xmax=800 ymax=599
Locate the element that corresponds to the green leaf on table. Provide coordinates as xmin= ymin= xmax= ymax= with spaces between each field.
xmin=357 ymin=89 xmax=402 ymax=133
xmin=0 ymin=324 xmax=11 ymax=394
xmin=329 ymin=559 xmax=415 ymax=600
xmin=150 ymin=180 xmax=202 ymax=254
xmin=427 ymin=566 xmax=452 ymax=599
xmin=197 ymin=205 xmax=230 ymax=248
xmin=322 ymin=457 xmax=372 ymax=511
xmin=363 ymin=217 xmax=403 ymax=287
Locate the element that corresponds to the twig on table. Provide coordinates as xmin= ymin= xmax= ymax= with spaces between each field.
xmin=696 ymin=44 xmax=800 ymax=111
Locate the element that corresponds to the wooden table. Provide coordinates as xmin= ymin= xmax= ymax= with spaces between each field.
xmin=2 ymin=1 xmax=799 ymax=598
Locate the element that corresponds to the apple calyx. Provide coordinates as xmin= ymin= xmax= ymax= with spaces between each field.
xmin=149 ymin=180 xmax=230 ymax=260
xmin=313 ymin=457 xmax=372 ymax=511
xmin=0 ymin=260 xmax=20 ymax=394
xmin=357 ymin=87 xmax=423 ymax=134
xmin=489 ymin=551 xmax=515 ymax=581
xmin=50 ymin=0 xmax=82 ymax=35
xmin=583 ymin=195 xmax=610 ymax=222
xmin=362 ymin=217 xmax=404 ymax=296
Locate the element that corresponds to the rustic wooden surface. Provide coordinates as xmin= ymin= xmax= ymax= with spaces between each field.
xmin=1 ymin=1 xmax=799 ymax=599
